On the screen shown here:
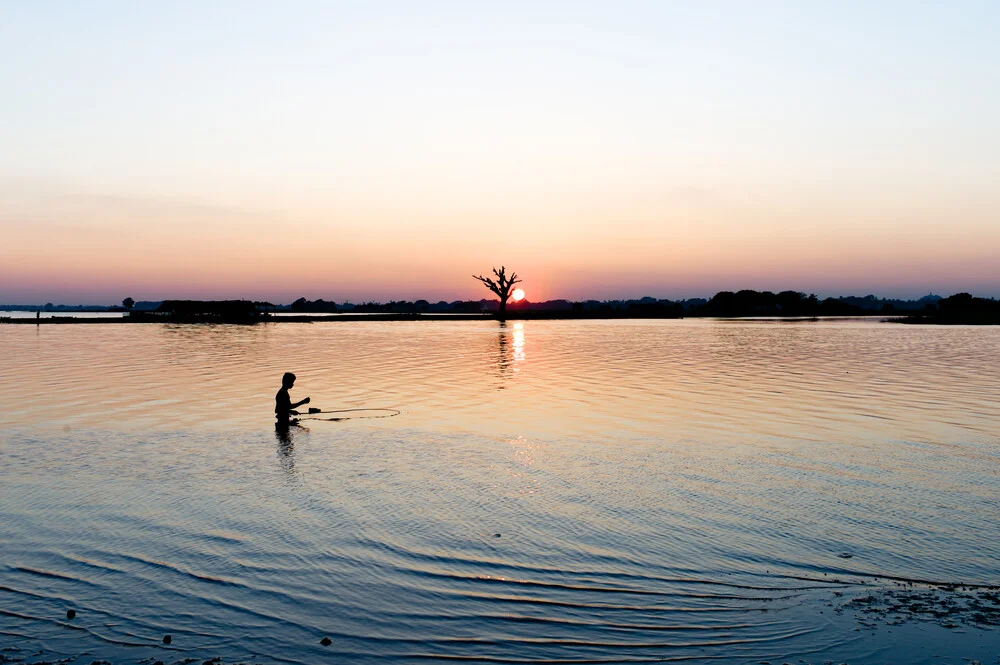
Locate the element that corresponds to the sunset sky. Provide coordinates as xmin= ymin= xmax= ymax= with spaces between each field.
xmin=1 ymin=1 xmax=998 ymax=304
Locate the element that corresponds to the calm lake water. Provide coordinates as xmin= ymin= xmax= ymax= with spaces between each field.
xmin=1 ymin=319 xmax=998 ymax=664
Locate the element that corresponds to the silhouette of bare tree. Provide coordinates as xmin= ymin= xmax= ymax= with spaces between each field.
xmin=473 ymin=266 xmax=522 ymax=320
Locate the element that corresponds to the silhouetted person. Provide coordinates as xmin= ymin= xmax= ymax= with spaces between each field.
xmin=275 ymin=372 xmax=310 ymax=425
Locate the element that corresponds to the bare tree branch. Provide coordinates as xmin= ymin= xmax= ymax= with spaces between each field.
xmin=473 ymin=274 xmax=501 ymax=296
xmin=473 ymin=265 xmax=522 ymax=319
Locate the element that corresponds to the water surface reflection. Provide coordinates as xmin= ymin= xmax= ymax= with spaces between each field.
xmin=492 ymin=322 xmax=525 ymax=389
xmin=1 ymin=319 xmax=998 ymax=664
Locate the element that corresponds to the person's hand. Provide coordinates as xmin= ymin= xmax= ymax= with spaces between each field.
xmin=290 ymin=410 xmax=300 ymax=416
xmin=303 ymin=397 xmax=311 ymax=404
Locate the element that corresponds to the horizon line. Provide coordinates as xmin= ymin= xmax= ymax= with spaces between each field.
xmin=2 ymin=290 xmax=978 ymax=309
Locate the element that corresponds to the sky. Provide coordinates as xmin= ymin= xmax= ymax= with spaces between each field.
xmin=1 ymin=1 xmax=998 ymax=304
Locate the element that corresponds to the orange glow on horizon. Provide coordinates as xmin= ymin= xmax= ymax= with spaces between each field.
xmin=1 ymin=183 xmax=999 ymax=303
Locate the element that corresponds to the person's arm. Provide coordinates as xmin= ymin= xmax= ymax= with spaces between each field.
xmin=292 ymin=396 xmax=311 ymax=409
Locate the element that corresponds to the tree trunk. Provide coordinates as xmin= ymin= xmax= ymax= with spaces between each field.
xmin=498 ymin=298 xmax=507 ymax=320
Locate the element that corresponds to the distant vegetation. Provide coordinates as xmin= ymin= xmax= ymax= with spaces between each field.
xmin=126 ymin=300 xmax=272 ymax=323
xmin=290 ymin=297 xmax=338 ymax=313
xmin=270 ymin=291 xmax=949 ymax=319
xmin=685 ymin=290 xmax=941 ymax=318
xmin=8 ymin=292 xmax=1000 ymax=325
xmin=893 ymin=293 xmax=1000 ymax=325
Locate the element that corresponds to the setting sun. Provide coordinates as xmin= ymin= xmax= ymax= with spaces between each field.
xmin=512 ymin=288 xmax=525 ymax=302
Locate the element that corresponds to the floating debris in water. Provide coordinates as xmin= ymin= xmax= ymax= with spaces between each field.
xmin=66 ymin=609 xmax=76 ymax=619
xmin=320 ymin=636 xmax=332 ymax=646
xmin=837 ymin=553 xmax=854 ymax=559
xmin=493 ymin=533 xmax=501 ymax=538
xmin=162 ymin=634 xmax=172 ymax=645
xmin=839 ymin=584 xmax=1000 ymax=629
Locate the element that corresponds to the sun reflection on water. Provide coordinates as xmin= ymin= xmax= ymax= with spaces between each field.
xmin=513 ymin=322 xmax=525 ymax=363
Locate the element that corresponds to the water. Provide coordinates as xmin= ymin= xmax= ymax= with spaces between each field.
xmin=1 ymin=319 xmax=998 ymax=664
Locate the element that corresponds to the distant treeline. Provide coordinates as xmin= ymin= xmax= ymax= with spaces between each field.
xmin=9 ymin=292 xmax=999 ymax=325
xmin=682 ymin=290 xmax=941 ymax=317
xmin=893 ymin=293 xmax=1000 ymax=325
xmin=282 ymin=291 xmax=947 ymax=318
xmin=127 ymin=300 xmax=266 ymax=323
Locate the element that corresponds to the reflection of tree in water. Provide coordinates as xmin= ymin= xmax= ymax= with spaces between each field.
xmin=492 ymin=322 xmax=525 ymax=390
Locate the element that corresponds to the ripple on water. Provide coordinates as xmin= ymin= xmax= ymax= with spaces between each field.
xmin=1 ymin=319 xmax=999 ymax=663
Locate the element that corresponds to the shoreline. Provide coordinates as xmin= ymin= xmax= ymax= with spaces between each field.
xmin=4 ymin=312 xmax=686 ymax=324
xmin=0 ymin=313 xmax=880 ymax=324
xmin=5 ymin=313 xmax=996 ymax=325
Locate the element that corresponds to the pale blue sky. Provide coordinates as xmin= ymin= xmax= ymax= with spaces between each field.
xmin=1 ymin=1 xmax=998 ymax=303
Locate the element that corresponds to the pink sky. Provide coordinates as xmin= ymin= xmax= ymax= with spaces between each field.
xmin=1 ymin=3 xmax=998 ymax=304
xmin=2 ymin=183 xmax=997 ymax=304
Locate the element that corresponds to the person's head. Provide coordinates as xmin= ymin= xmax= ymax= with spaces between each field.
xmin=282 ymin=372 xmax=296 ymax=389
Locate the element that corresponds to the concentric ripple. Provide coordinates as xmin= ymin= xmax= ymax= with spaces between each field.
xmin=1 ymin=319 xmax=998 ymax=664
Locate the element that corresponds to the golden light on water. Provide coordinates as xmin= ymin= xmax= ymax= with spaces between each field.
xmin=512 ymin=289 xmax=525 ymax=301
xmin=513 ymin=322 xmax=525 ymax=362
